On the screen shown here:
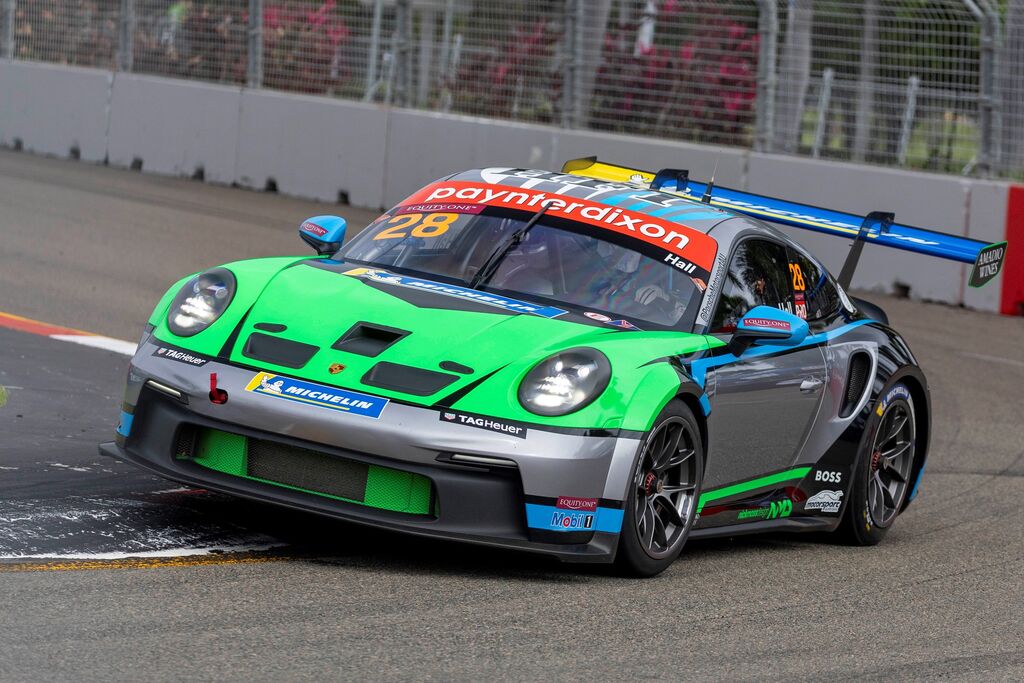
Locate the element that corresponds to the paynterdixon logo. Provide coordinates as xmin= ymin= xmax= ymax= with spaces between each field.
xmin=245 ymin=372 xmax=388 ymax=419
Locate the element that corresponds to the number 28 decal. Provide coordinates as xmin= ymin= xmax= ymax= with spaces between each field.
xmin=373 ymin=213 xmax=457 ymax=240
xmin=788 ymin=263 xmax=806 ymax=291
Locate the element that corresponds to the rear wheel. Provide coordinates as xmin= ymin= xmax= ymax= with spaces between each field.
xmin=616 ymin=400 xmax=703 ymax=577
xmin=840 ymin=382 xmax=916 ymax=545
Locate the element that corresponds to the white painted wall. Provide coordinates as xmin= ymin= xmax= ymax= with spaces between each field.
xmin=0 ymin=60 xmax=1010 ymax=311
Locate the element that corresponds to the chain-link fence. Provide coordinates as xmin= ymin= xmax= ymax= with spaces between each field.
xmin=4 ymin=0 xmax=1024 ymax=179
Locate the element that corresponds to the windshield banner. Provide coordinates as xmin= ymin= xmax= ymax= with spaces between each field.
xmin=401 ymin=181 xmax=718 ymax=278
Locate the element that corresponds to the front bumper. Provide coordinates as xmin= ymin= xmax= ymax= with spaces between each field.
xmin=103 ymin=340 xmax=643 ymax=563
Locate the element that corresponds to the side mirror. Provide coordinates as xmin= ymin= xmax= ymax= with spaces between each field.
xmin=728 ymin=306 xmax=809 ymax=356
xmin=299 ymin=215 xmax=347 ymax=255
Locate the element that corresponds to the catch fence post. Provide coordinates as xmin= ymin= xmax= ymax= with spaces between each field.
xmin=754 ymin=0 xmax=778 ymax=153
xmin=897 ymin=75 xmax=920 ymax=167
xmin=963 ymin=0 xmax=994 ymax=176
xmin=364 ymin=0 xmax=384 ymax=101
xmin=118 ymin=0 xmax=134 ymax=72
xmin=562 ymin=0 xmax=578 ymax=128
xmin=2 ymin=0 xmax=14 ymax=60
xmin=812 ymin=67 xmax=834 ymax=158
xmin=248 ymin=0 xmax=263 ymax=88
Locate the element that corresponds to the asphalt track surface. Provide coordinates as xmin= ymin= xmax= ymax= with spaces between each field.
xmin=1 ymin=149 xmax=1023 ymax=681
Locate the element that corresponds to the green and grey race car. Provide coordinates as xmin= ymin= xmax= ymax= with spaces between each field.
xmin=101 ymin=158 xmax=1006 ymax=576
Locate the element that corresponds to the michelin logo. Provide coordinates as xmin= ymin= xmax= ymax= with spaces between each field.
xmin=345 ymin=268 xmax=567 ymax=319
xmin=805 ymin=490 xmax=843 ymax=514
xmin=245 ymin=372 xmax=388 ymax=419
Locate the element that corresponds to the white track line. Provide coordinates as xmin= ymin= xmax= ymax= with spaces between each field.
xmin=0 ymin=543 xmax=286 ymax=561
xmin=49 ymin=334 xmax=137 ymax=356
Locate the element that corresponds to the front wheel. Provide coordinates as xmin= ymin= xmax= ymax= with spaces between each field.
xmin=616 ymin=400 xmax=704 ymax=577
xmin=840 ymin=381 xmax=917 ymax=545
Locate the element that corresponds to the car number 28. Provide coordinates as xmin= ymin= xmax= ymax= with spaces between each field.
xmin=373 ymin=213 xmax=457 ymax=240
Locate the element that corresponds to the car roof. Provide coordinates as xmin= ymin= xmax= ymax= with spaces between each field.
xmin=445 ymin=167 xmax=819 ymax=271
xmin=451 ymin=168 xmax=736 ymax=234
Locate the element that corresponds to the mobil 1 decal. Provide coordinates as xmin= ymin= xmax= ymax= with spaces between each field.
xmin=401 ymin=181 xmax=719 ymax=281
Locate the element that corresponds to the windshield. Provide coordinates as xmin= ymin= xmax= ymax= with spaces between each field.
xmin=339 ymin=205 xmax=705 ymax=328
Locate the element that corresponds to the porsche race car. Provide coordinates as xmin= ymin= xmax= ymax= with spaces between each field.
xmin=100 ymin=158 xmax=1007 ymax=576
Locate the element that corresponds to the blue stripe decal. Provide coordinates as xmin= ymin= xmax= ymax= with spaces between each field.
xmin=598 ymin=192 xmax=643 ymax=207
xmin=909 ymin=459 xmax=926 ymax=501
xmin=116 ymin=411 xmax=133 ymax=437
xmin=698 ymin=394 xmax=712 ymax=416
xmin=689 ymin=319 xmax=876 ymax=389
xmin=525 ymin=503 xmax=624 ymax=533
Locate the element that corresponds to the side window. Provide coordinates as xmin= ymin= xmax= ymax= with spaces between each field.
xmin=711 ymin=240 xmax=794 ymax=333
xmin=788 ymin=250 xmax=841 ymax=322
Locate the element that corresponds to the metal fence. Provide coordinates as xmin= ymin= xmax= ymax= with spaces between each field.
xmin=4 ymin=0 xmax=1024 ymax=179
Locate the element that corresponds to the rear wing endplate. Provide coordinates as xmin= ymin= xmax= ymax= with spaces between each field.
xmin=561 ymin=157 xmax=1007 ymax=288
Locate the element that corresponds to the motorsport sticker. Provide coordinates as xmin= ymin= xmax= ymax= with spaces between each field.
xmin=606 ymin=319 xmax=641 ymax=331
xmin=245 ymin=372 xmax=388 ymax=419
xmin=876 ymin=384 xmax=911 ymax=416
xmin=556 ymin=496 xmax=598 ymax=512
xmin=152 ymin=346 xmax=209 ymax=367
xmin=550 ymin=510 xmax=594 ymax=530
xmin=584 ymin=311 xmax=611 ymax=322
xmin=343 ymin=268 xmax=567 ymax=318
xmin=804 ymin=489 xmax=843 ymax=513
xmin=439 ymin=410 xmax=527 ymax=439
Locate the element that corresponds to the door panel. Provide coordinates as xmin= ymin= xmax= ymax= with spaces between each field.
xmin=705 ymin=346 xmax=827 ymax=488
xmin=703 ymin=238 xmax=828 ymax=488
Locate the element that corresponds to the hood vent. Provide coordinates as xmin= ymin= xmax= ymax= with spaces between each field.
xmin=242 ymin=333 xmax=319 ymax=369
xmin=333 ymin=322 xmax=409 ymax=357
xmin=362 ymin=362 xmax=459 ymax=396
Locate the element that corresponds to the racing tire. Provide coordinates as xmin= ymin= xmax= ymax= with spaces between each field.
xmin=839 ymin=381 xmax=917 ymax=546
xmin=616 ymin=400 xmax=704 ymax=577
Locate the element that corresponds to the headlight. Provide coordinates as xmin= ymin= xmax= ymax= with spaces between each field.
xmin=518 ymin=348 xmax=611 ymax=416
xmin=166 ymin=268 xmax=236 ymax=337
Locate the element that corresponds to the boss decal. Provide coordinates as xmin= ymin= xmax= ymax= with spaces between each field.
xmin=814 ymin=470 xmax=842 ymax=484
xmin=439 ymin=410 xmax=527 ymax=439
xmin=245 ymin=372 xmax=388 ymax=419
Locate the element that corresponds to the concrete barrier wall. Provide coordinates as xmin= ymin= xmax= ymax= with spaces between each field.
xmin=236 ymin=90 xmax=388 ymax=208
xmin=0 ymin=60 xmax=111 ymax=162
xmin=0 ymin=60 xmax=1015 ymax=313
xmin=107 ymin=75 xmax=242 ymax=183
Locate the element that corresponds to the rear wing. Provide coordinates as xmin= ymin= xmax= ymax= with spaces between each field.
xmin=562 ymin=157 xmax=1007 ymax=289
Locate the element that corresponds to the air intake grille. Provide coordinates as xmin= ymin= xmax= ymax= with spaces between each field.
xmin=247 ymin=439 xmax=368 ymax=502
xmin=362 ymin=362 xmax=459 ymax=396
xmin=186 ymin=429 xmax=434 ymax=515
xmin=840 ymin=353 xmax=871 ymax=418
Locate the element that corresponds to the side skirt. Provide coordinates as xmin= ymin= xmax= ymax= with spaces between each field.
xmin=689 ymin=516 xmax=836 ymax=540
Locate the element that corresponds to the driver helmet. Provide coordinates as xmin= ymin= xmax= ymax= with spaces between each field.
xmin=597 ymin=241 xmax=641 ymax=274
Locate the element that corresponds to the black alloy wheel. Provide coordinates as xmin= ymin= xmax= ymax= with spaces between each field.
xmin=617 ymin=401 xmax=703 ymax=577
xmin=840 ymin=382 xmax=917 ymax=545
xmin=866 ymin=396 xmax=915 ymax=527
